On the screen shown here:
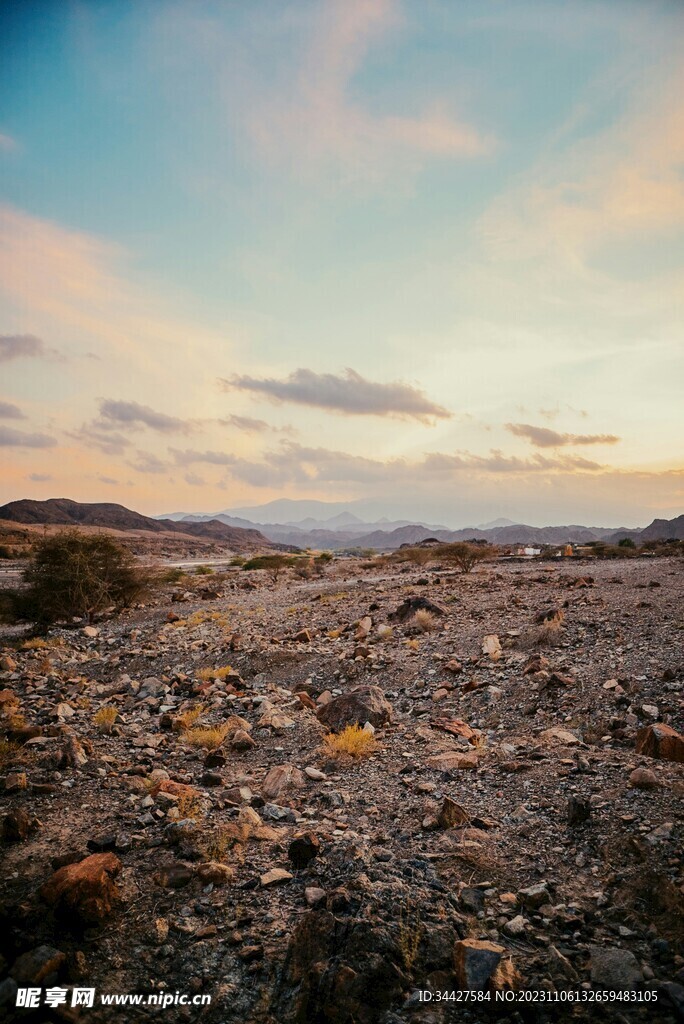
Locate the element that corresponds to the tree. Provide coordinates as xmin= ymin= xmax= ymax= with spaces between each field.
xmin=437 ymin=542 xmax=490 ymax=573
xmin=242 ymin=553 xmax=294 ymax=583
xmin=22 ymin=530 xmax=154 ymax=623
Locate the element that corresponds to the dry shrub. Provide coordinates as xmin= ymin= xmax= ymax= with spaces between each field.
xmin=398 ymin=904 xmax=422 ymax=971
xmin=173 ymin=704 xmax=204 ymax=731
xmin=324 ymin=724 xmax=376 ymax=759
xmin=519 ymin=618 xmax=563 ymax=650
xmin=182 ymin=724 xmax=229 ymax=750
xmin=176 ymin=791 xmax=205 ymax=820
xmin=376 ymin=624 xmax=393 ymax=640
xmin=412 ymin=609 xmax=437 ymax=633
xmin=201 ymin=827 xmax=239 ymax=863
xmin=619 ymin=868 xmax=684 ymax=944
xmin=197 ymin=665 xmax=234 ymax=682
xmin=0 ymin=737 xmax=20 ymax=770
xmin=93 ymin=706 xmax=118 ymax=734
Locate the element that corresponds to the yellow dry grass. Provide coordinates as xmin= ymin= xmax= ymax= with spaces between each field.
xmin=93 ymin=706 xmax=118 ymax=733
xmin=181 ymin=724 xmax=229 ymax=750
xmin=324 ymin=724 xmax=376 ymax=759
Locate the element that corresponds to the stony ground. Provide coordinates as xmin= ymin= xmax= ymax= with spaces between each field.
xmin=0 ymin=555 xmax=683 ymax=1024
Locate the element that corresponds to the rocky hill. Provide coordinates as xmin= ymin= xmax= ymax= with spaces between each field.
xmin=640 ymin=514 xmax=684 ymax=542
xmin=0 ymin=498 xmax=275 ymax=551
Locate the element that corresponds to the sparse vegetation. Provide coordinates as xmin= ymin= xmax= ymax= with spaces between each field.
xmin=324 ymin=724 xmax=376 ymax=759
xmin=18 ymin=531 xmax=156 ymax=624
xmin=181 ymin=724 xmax=229 ymax=750
xmin=195 ymin=564 xmax=214 ymax=575
xmin=172 ymin=705 xmax=204 ymax=731
xmin=196 ymin=665 xmax=234 ymax=682
xmin=93 ymin=706 xmax=118 ymax=733
xmin=437 ymin=541 xmax=490 ymax=573
xmin=411 ymin=608 xmax=438 ymax=632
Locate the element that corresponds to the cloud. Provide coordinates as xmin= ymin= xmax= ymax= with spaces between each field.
xmin=171 ymin=448 xmax=235 ymax=468
xmin=223 ymin=367 xmax=451 ymax=422
xmin=98 ymin=399 xmax=193 ymax=434
xmin=97 ymin=475 xmax=118 ymax=485
xmin=184 ymin=472 xmax=206 ymax=486
xmin=28 ymin=472 xmax=52 ymax=482
xmin=506 ymin=423 xmax=620 ymax=448
xmin=127 ymin=451 xmax=169 ymax=474
xmin=172 ymin=440 xmax=604 ymax=488
xmin=0 ymin=425 xmax=57 ymax=448
xmin=245 ymin=0 xmax=493 ymax=181
xmin=0 ymin=400 xmax=25 ymax=419
xmin=68 ymin=425 xmax=132 ymax=456
xmin=218 ymin=414 xmax=271 ymax=433
xmin=0 ymin=334 xmax=61 ymax=362
xmin=0 ymin=133 xmax=18 ymax=152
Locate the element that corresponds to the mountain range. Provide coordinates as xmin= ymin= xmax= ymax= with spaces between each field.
xmin=2 ymin=498 xmax=682 ymax=552
xmin=157 ymin=500 xmax=683 ymax=550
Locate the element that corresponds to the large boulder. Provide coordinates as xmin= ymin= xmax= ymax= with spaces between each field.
xmin=317 ymin=686 xmax=392 ymax=733
xmin=388 ymin=596 xmax=447 ymax=623
xmin=39 ymin=852 xmax=122 ymax=925
xmin=635 ymin=723 xmax=684 ymax=763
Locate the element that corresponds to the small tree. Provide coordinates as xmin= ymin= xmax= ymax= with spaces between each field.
xmin=438 ymin=542 xmax=490 ymax=574
xmin=242 ymin=553 xmax=294 ymax=583
xmin=22 ymin=530 xmax=154 ymax=623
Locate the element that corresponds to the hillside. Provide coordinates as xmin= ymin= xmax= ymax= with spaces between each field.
xmin=0 ymin=498 xmax=275 ymax=551
xmin=640 ymin=514 xmax=684 ymax=541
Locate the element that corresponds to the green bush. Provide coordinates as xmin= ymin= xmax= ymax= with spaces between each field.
xmin=20 ymin=530 xmax=155 ymax=623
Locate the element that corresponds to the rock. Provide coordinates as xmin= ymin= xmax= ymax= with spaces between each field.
xmin=436 ymin=797 xmax=469 ymax=830
xmin=0 ymin=655 xmax=18 ymax=672
xmin=304 ymin=766 xmax=326 ymax=781
xmin=518 ymin=883 xmax=550 ymax=909
xmin=288 ymin=833 xmax=321 ymax=869
xmin=196 ymin=862 xmax=234 ymax=886
xmin=635 ymin=723 xmax=684 ymax=764
xmin=200 ymin=771 xmax=223 ymax=787
xmin=388 ymin=595 xmax=447 ymax=623
xmin=81 ymin=625 xmax=100 ymax=638
xmin=231 ymin=729 xmax=256 ymax=751
xmin=260 ymin=868 xmax=293 ymax=887
xmin=445 ymin=658 xmax=463 ymax=674
xmin=304 ymin=886 xmax=326 ymax=907
xmin=2 ymin=808 xmax=40 ymax=842
xmin=567 ymin=796 xmax=591 ymax=826
xmin=589 ymin=946 xmax=642 ymax=990
xmin=482 ymin=634 xmax=502 ymax=660
xmin=427 ymin=751 xmax=479 ymax=771
xmin=156 ymin=863 xmax=194 ymax=889
xmin=293 ymin=629 xmax=312 ymax=643
xmin=10 ymin=945 xmax=66 ymax=985
xmin=317 ymin=685 xmax=392 ymax=732
xmin=58 ymin=733 xmax=91 ymax=768
xmin=503 ymin=914 xmax=527 ymax=937
xmin=539 ymin=727 xmax=580 ymax=746
xmin=629 ymin=767 xmax=659 ymax=789
xmin=454 ymin=938 xmax=504 ymax=990
xmin=40 ymin=852 xmax=122 ymax=924
xmin=262 ymin=764 xmax=305 ymax=801
xmin=459 ymin=887 xmax=485 ymax=914
xmin=5 ymin=771 xmax=28 ymax=791
xmin=355 ymin=616 xmax=372 ymax=639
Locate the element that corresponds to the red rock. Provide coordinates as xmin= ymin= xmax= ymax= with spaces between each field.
xmin=635 ymin=723 xmax=684 ymax=764
xmin=40 ymin=852 xmax=122 ymax=924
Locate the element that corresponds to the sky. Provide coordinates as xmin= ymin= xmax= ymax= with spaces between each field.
xmin=0 ymin=0 xmax=682 ymax=528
